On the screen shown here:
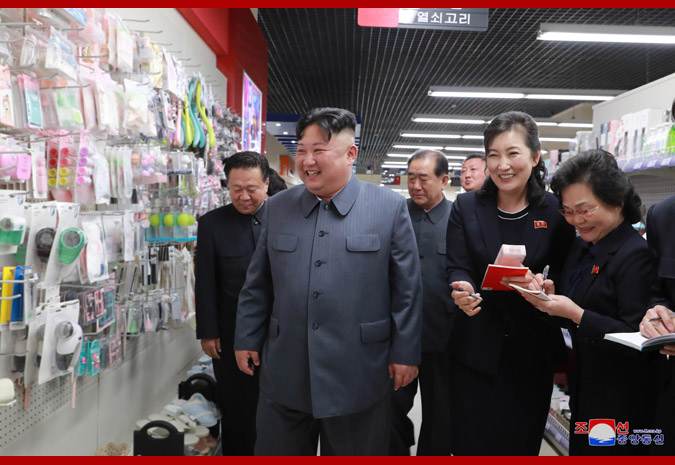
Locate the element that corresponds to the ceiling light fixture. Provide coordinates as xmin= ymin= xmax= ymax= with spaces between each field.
xmin=538 ymin=23 xmax=675 ymax=45
xmin=386 ymin=153 xmax=467 ymax=161
xmin=444 ymin=146 xmax=484 ymax=152
xmin=393 ymin=144 xmax=445 ymax=150
xmin=411 ymin=116 xmax=487 ymax=125
xmin=400 ymin=133 xmax=461 ymax=139
xmin=412 ymin=115 xmax=592 ymax=128
xmin=428 ymin=86 xmax=621 ymax=101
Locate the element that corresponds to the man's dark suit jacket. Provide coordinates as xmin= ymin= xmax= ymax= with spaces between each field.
xmin=648 ymin=195 xmax=675 ymax=309
xmin=195 ymin=202 xmax=266 ymax=346
xmin=445 ymin=191 xmax=576 ymax=376
xmin=407 ymin=198 xmax=454 ymax=353
xmin=562 ymin=220 xmax=665 ymax=455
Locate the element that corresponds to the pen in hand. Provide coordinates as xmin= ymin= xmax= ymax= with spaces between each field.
xmin=648 ymin=312 xmax=675 ymax=323
xmin=540 ymin=265 xmax=550 ymax=292
xmin=451 ymin=285 xmax=483 ymax=302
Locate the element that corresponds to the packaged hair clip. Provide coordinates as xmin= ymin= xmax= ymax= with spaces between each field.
xmin=44 ymin=27 xmax=78 ymax=81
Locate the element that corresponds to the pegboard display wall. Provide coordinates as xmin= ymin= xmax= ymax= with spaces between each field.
xmin=0 ymin=328 xmax=201 ymax=455
xmin=629 ymin=171 xmax=675 ymax=213
xmin=0 ymin=370 xmax=99 ymax=451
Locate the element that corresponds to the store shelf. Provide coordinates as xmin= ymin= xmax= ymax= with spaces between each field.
xmin=544 ymin=409 xmax=570 ymax=456
xmin=618 ymin=152 xmax=675 ymax=173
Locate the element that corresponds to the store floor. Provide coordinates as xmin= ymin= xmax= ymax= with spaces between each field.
xmin=407 ymin=390 xmax=561 ymax=456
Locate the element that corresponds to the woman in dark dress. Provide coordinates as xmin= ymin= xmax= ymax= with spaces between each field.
xmin=446 ymin=111 xmax=576 ymax=455
xmin=517 ymin=150 xmax=667 ymax=455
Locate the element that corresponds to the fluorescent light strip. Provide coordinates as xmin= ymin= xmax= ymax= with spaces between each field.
xmin=539 ymin=137 xmax=575 ymax=142
xmin=525 ymin=94 xmax=613 ymax=101
xmin=540 ymin=31 xmax=675 ymax=44
xmin=412 ymin=117 xmax=487 ymax=124
xmin=393 ymin=144 xmax=445 ymax=150
xmin=401 ymin=133 xmax=462 ymax=139
xmin=411 ymin=117 xmax=592 ymax=128
xmin=429 ymin=91 xmax=525 ymax=99
xmin=444 ymin=146 xmax=484 ymax=152
xmin=558 ymin=122 xmax=594 ymax=128
xmin=538 ymin=23 xmax=675 ymax=45
xmin=386 ymin=153 xmax=470 ymax=161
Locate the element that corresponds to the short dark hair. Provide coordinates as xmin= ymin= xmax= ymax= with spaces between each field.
xmin=551 ymin=149 xmax=643 ymax=224
xmin=407 ymin=149 xmax=448 ymax=178
xmin=296 ymin=107 xmax=357 ymax=141
xmin=477 ymin=111 xmax=547 ymax=206
xmin=224 ymin=151 xmax=270 ymax=182
xmin=463 ymin=153 xmax=486 ymax=165
xmin=267 ymin=168 xmax=288 ymax=196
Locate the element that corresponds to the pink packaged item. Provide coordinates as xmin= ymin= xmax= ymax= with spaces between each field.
xmin=0 ymin=149 xmax=32 ymax=180
xmin=495 ymin=244 xmax=526 ymax=267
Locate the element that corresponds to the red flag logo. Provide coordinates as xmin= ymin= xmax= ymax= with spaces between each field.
xmin=592 ymin=265 xmax=599 ymax=274
xmin=534 ymin=220 xmax=547 ymax=229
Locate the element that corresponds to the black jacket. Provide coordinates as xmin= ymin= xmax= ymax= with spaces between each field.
xmin=445 ymin=191 xmax=576 ymax=376
xmin=195 ymin=202 xmax=266 ymax=345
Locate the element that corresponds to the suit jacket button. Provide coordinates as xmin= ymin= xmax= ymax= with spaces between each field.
xmin=312 ymin=322 xmax=319 ymax=330
xmin=315 ymin=260 xmax=322 ymax=267
xmin=323 ymin=204 xmax=330 ymax=211
xmin=312 ymin=291 xmax=319 ymax=298
xmin=318 ymin=231 xmax=325 ymax=237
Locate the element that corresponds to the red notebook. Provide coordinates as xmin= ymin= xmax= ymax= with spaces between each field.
xmin=480 ymin=264 xmax=529 ymax=291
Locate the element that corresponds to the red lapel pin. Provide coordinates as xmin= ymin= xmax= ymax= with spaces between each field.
xmin=591 ymin=265 xmax=599 ymax=274
xmin=534 ymin=220 xmax=548 ymax=229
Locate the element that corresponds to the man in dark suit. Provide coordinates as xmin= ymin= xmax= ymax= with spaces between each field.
xmin=195 ymin=151 xmax=272 ymax=455
xmin=640 ymin=195 xmax=675 ymax=454
xmin=389 ymin=149 xmax=454 ymax=456
xmin=234 ymin=107 xmax=422 ymax=456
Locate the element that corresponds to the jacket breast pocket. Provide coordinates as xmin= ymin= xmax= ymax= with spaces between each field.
xmin=273 ymin=234 xmax=298 ymax=252
xmin=658 ymin=257 xmax=675 ymax=279
xmin=360 ymin=318 xmax=391 ymax=344
xmin=346 ymin=234 xmax=380 ymax=253
xmin=437 ymin=242 xmax=446 ymax=255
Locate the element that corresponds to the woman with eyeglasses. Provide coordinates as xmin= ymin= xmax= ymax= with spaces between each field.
xmin=446 ymin=111 xmax=576 ymax=455
xmin=516 ymin=149 xmax=667 ymax=455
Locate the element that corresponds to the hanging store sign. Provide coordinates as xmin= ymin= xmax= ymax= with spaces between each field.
xmin=358 ymin=8 xmax=489 ymax=32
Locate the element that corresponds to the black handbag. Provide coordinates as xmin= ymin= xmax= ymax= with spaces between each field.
xmin=133 ymin=420 xmax=184 ymax=456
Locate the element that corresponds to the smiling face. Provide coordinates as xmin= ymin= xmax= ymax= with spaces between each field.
xmin=228 ymin=167 xmax=269 ymax=215
xmin=561 ymin=182 xmax=624 ymax=245
xmin=295 ymin=124 xmax=357 ymax=200
xmin=460 ymin=157 xmax=487 ymax=192
xmin=486 ymin=128 xmax=539 ymax=203
xmin=407 ymin=156 xmax=448 ymax=211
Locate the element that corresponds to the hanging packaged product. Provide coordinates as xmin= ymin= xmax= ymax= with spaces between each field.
xmin=0 ymin=190 xmax=29 ymax=256
xmin=17 ymin=74 xmax=43 ymax=129
xmin=45 ymin=27 xmax=78 ymax=81
xmin=79 ymin=214 xmax=109 ymax=283
xmin=37 ymin=300 xmax=82 ymax=385
xmin=28 ymin=142 xmax=48 ymax=199
xmin=0 ymin=65 xmax=16 ymax=128
xmin=42 ymin=203 xmax=84 ymax=286
xmin=24 ymin=202 xmax=58 ymax=278
xmin=115 ymin=17 xmax=134 ymax=73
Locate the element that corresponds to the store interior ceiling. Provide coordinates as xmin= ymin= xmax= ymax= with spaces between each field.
xmin=260 ymin=8 xmax=675 ymax=174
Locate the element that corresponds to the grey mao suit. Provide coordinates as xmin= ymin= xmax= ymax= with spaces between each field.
xmin=234 ymin=175 xmax=422 ymax=425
